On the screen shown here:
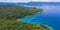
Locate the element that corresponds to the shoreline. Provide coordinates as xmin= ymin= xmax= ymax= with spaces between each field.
xmin=41 ymin=24 xmax=54 ymax=30
xmin=19 ymin=20 xmax=54 ymax=30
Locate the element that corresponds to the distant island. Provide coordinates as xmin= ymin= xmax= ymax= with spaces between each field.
xmin=0 ymin=4 xmax=50 ymax=30
xmin=18 ymin=2 xmax=60 ymax=6
xmin=0 ymin=2 xmax=60 ymax=6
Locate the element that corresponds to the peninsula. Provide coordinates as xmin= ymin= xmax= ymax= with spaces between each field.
xmin=0 ymin=5 xmax=50 ymax=30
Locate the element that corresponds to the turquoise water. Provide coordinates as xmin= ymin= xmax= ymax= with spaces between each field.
xmin=19 ymin=5 xmax=60 ymax=30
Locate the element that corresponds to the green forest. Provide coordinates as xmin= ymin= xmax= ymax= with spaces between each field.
xmin=0 ymin=5 xmax=50 ymax=30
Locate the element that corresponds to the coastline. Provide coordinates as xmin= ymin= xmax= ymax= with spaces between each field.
xmin=19 ymin=19 xmax=54 ymax=30
xmin=41 ymin=24 xmax=54 ymax=30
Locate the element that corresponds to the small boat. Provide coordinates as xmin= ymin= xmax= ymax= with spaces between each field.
xmin=29 ymin=18 xmax=36 ymax=22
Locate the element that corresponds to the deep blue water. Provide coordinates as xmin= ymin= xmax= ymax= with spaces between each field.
xmin=19 ymin=5 xmax=60 ymax=30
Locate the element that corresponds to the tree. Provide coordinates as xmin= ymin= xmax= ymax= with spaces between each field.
xmin=0 ymin=5 xmax=50 ymax=30
xmin=0 ymin=5 xmax=43 ymax=20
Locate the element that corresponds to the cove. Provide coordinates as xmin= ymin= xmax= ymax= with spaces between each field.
xmin=19 ymin=5 xmax=60 ymax=30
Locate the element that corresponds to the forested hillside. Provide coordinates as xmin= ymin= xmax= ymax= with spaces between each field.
xmin=0 ymin=5 xmax=50 ymax=30
xmin=0 ymin=5 xmax=42 ymax=20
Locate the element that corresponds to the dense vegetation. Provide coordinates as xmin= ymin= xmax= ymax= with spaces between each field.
xmin=0 ymin=20 xmax=50 ymax=30
xmin=0 ymin=5 xmax=50 ymax=30
xmin=0 ymin=5 xmax=42 ymax=20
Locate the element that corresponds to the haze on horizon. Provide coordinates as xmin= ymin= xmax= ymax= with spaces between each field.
xmin=0 ymin=0 xmax=60 ymax=3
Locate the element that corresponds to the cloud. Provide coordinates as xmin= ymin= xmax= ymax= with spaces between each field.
xmin=0 ymin=0 xmax=31 ymax=2
xmin=0 ymin=0 xmax=60 ymax=2
xmin=32 ymin=0 xmax=60 ymax=2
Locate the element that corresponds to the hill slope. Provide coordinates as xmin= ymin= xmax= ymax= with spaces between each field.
xmin=0 ymin=5 xmax=50 ymax=30
xmin=0 ymin=5 xmax=42 ymax=19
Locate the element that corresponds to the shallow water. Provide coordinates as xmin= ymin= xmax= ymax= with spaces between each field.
xmin=19 ymin=5 xmax=60 ymax=30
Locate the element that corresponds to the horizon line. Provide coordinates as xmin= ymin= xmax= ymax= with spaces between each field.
xmin=1 ymin=1 xmax=59 ymax=3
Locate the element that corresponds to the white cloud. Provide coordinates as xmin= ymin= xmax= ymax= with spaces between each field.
xmin=32 ymin=0 xmax=60 ymax=2
xmin=0 ymin=0 xmax=60 ymax=2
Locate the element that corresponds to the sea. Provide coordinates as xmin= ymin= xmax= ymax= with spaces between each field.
xmin=19 ymin=5 xmax=60 ymax=30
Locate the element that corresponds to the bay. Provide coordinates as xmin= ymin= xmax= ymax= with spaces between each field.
xmin=19 ymin=5 xmax=60 ymax=30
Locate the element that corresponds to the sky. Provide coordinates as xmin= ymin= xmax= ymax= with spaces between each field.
xmin=0 ymin=0 xmax=60 ymax=2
